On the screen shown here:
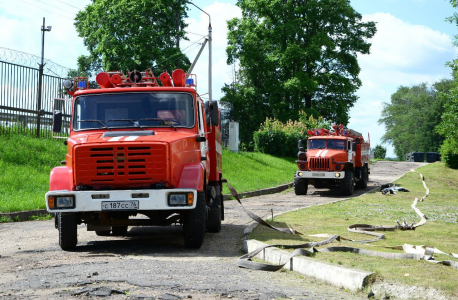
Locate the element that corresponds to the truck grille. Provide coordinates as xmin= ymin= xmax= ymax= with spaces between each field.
xmin=309 ymin=157 xmax=329 ymax=171
xmin=74 ymin=144 xmax=168 ymax=186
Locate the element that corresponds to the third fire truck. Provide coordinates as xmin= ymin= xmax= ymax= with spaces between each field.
xmin=294 ymin=124 xmax=370 ymax=196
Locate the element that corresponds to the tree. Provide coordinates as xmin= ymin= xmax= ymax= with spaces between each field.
xmin=378 ymin=80 xmax=454 ymax=160
xmin=435 ymin=0 xmax=458 ymax=168
xmin=221 ymin=0 xmax=376 ymax=143
xmin=74 ymin=0 xmax=190 ymax=74
xmin=373 ymin=145 xmax=386 ymax=160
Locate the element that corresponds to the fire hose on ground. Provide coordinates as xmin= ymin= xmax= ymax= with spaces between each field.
xmin=225 ymin=170 xmax=458 ymax=272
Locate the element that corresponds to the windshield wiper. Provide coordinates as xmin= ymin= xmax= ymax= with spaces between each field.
xmin=140 ymin=118 xmax=178 ymax=131
xmin=78 ymin=120 xmax=111 ymax=131
xmin=107 ymin=119 xmax=145 ymax=130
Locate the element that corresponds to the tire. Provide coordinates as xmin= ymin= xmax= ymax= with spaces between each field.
xmin=356 ymin=166 xmax=368 ymax=189
xmin=294 ymin=176 xmax=308 ymax=195
xmin=207 ymin=185 xmax=222 ymax=233
xmin=95 ymin=230 xmax=111 ymax=236
xmin=58 ymin=213 xmax=78 ymax=251
xmin=183 ymin=191 xmax=206 ymax=248
xmin=112 ymin=216 xmax=129 ymax=236
xmin=340 ymin=170 xmax=355 ymax=196
xmin=112 ymin=226 xmax=128 ymax=236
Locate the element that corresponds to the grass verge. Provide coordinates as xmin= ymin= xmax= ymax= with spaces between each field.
xmin=0 ymin=132 xmax=67 ymax=213
xmin=249 ymin=162 xmax=458 ymax=297
xmin=222 ymin=149 xmax=296 ymax=194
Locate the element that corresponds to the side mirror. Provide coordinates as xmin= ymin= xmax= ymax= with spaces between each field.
xmin=53 ymin=110 xmax=63 ymax=133
xmin=204 ymin=100 xmax=219 ymax=126
xmin=298 ymin=140 xmax=305 ymax=152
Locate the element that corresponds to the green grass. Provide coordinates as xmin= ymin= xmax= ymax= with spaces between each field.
xmin=250 ymin=162 xmax=458 ymax=297
xmin=0 ymin=131 xmax=67 ymax=213
xmin=222 ymin=149 xmax=296 ymax=194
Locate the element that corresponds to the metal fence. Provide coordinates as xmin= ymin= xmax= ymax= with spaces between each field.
xmin=0 ymin=60 xmax=71 ymax=138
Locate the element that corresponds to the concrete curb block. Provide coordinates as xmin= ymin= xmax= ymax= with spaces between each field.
xmin=0 ymin=209 xmax=49 ymax=221
xmin=223 ymin=182 xmax=293 ymax=201
xmin=244 ymin=239 xmax=374 ymax=292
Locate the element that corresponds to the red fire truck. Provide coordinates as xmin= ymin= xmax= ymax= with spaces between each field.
xmin=46 ymin=69 xmax=223 ymax=250
xmin=294 ymin=124 xmax=370 ymax=196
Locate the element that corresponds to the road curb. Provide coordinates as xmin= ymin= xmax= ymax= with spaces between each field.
xmin=244 ymin=239 xmax=375 ymax=292
xmin=223 ymin=182 xmax=293 ymax=201
xmin=0 ymin=209 xmax=49 ymax=221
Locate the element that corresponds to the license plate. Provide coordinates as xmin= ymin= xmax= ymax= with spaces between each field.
xmin=102 ymin=201 xmax=139 ymax=211
xmin=312 ymin=173 xmax=325 ymax=177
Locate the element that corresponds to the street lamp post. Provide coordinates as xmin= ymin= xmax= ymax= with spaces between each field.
xmin=36 ymin=17 xmax=52 ymax=137
xmin=187 ymin=2 xmax=212 ymax=103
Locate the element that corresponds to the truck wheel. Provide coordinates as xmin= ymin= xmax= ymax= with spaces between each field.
xmin=340 ymin=170 xmax=355 ymax=196
xmin=183 ymin=191 xmax=206 ymax=248
xmin=112 ymin=216 xmax=129 ymax=236
xmin=58 ymin=213 xmax=77 ymax=251
xmin=112 ymin=226 xmax=128 ymax=236
xmin=207 ymin=185 xmax=222 ymax=233
xmin=95 ymin=230 xmax=111 ymax=236
xmin=294 ymin=177 xmax=308 ymax=195
xmin=356 ymin=166 xmax=368 ymax=189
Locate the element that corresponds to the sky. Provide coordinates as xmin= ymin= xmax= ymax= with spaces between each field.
xmin=1 ymin=0 xmax=457 ymax=157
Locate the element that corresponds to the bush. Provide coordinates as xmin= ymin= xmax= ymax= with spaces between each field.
xmin=439 ymin=138 xmax=458 ymax=169
xmin=373 ymin=144 xmax=387 ymax=159
xmin=253 ymin=112 xmax=329 ymax=157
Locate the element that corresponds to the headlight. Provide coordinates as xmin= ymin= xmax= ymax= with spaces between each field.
xmin=56 ymin=196 xmax=75 ymax=208
xmin=335 ymin=173 xmax=341 ymax=178
xmin=168 ymin=193 xmax=194 ymax=206
xmin=48 ymin=196 xmax=75 ymax=209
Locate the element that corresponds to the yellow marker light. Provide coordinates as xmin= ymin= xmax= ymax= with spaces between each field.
xmin=48 ymin=197 xmax=55 ymax=209
xmin=188 ymin=193 xmax=194 ymax=206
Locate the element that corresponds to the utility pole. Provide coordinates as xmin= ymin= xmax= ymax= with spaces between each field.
xmin=187 ymin=2 xmax=211 ymax=102
xmin=37 ymin=17 xmax=52 ymax=137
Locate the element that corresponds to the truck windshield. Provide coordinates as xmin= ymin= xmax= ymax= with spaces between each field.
xmin=326 ymin=139 xmax=346 ymax=150
xmin=308 ymin=139 xmax=326 ymax=149
xmin=73 ymin=92 xmax=195 ymax=131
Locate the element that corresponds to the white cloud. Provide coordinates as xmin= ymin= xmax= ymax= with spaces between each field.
xmin=349 ymin=13 xmax=455 ymax=157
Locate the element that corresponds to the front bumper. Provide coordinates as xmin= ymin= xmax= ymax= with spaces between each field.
xmin=45 ymin=189 xmax=197 ymax=213
xmin=295 ymin=170 xmax=345 ymax=179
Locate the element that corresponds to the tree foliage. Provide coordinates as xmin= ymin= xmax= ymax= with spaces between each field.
xmin=74 ymin=0 xmax=190 ymax=74
xmin=221 ymin=0 xmax=376 ymax=143
xmin=253 ymin=112 xmax=330 ymax=157
xmin=378 ymin=80 xmax=454 ymax=160
xmin=373 ymin=145 xmax=386 ymax=160
xmin=436 ymin=78 xmax=458 ymax=168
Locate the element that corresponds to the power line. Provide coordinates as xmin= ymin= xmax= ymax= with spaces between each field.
xmin=55 ymin=0 xmax=82 ymax=10
xmin=155 ymin=36 xmax=206 ymax=68
xmin=186 ymin=31 xmax=207 ymax=37
xmin=17 ymin=0 xmax=74 ymax=21
xmin=34 ymin=0 xmax=78 ymax=15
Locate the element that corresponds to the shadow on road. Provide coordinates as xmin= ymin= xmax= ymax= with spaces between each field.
xmin=66 ymin=223 xmax=246 ymax=258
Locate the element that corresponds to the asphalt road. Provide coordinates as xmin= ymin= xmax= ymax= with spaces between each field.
xmin=0 ymin=161 xmax=426 ymax=300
